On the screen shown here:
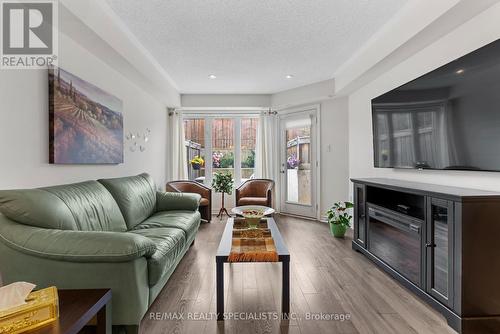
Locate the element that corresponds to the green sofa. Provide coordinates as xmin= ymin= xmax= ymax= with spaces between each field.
xmin=0 ymin=173 xmax=201 ymax=332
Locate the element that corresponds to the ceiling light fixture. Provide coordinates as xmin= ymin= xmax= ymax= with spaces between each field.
xmin=286 ymin=74 xmax=294 ymax=79
xmin=456 ymin=69 xmax=464 ymax=74
xmin=208 ymin=74 xmax=217 ymax=79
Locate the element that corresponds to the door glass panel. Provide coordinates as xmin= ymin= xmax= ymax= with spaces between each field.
xmin=212 ymin=119 xmax=234 ymax=180
xmin=432 ymin=205 xmax=449 ymax=297
xmin=241 ymin=118 xmax=258 ymax=184
xmin=285 ymin=118 xmax=311 ymax=205
xmin=184 ymin=119 xmax=206 ymax=183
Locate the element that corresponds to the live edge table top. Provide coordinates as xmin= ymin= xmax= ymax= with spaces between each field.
xmin=216 ymin=217 xmax=290 ymax=263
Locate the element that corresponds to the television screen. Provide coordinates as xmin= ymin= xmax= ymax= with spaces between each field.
xmin=372 ymin=38 xmax=500 ymax=171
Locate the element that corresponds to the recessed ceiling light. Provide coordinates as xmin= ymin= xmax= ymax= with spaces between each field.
xmin=208 ymin=74 xmax=217 ymax=79
xmin=456 ymin=69 xmax=464 ymax=74
xmin=285 ymin=74 xmax=294 ymax=79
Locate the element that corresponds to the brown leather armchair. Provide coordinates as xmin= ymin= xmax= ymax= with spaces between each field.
xmin=166 ymin=181 xmax=212 ymax=223
xmin=235 ymin=179 xmax=274 ymax=207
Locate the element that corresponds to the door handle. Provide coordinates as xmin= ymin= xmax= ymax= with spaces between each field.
xmin=425 ymin=243 xmax=436 ymax=248
xmin=280 ymin=170 xmax=285 ymax=174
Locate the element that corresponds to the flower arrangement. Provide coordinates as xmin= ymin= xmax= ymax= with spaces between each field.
xmin=212 ymin=152 xmax=223 ymax=168
xmin=287 ymin=154 xmax=299 ymax=169
xmin=326 ymin=201 xmax=354 ymax=238
xmin=190 ymin=156 xmax=204 ymax=170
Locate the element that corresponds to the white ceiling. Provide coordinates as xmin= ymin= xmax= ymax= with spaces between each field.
xmin=105 ymin=0 xmax=409 ymax=94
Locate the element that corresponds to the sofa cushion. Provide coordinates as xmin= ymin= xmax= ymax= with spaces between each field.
xmin=134 ymin=211 xmax=201 ymax=241
xmin=130 ymin=227 xmax=186 ymax=286
xmin=237 ymin=197 xmax=268 ymax=206
xmin=41 ymin=181 xmax=127 ymax=232
xmin=98 ymin=173 xmax=157 ymax=230
xmin=0 ymin=181 xmax=127 ymax=231
xmin=0 ymin=216 xmax=156 ymax=262
xmin=0 ymin=189 xmax=77 ymax=230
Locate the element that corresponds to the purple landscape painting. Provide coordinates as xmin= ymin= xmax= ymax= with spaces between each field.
xmin=49 ymin=67 xmax=123 ymax=164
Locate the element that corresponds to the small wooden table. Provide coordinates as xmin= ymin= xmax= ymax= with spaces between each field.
xmin=215 ymin=217 xmax=290 ymax=321
xmin=29 ymin=289 xmax=111 ymax=334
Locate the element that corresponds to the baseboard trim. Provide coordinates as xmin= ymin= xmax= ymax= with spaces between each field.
xmin=278 ymin=212 xmax=320 ymax=222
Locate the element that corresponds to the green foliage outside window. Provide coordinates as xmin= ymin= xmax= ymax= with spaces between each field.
xmin=242 ymin=150 xmax=255 ymax=168
xmin=219 ymin=152 xmax=234 ymax=168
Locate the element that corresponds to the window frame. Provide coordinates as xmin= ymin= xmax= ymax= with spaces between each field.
xmin=183 ymin=113 xmax=259 ymax=188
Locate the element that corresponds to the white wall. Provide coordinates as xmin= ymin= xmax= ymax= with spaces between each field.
xmin=0 ymin=13 xmax=176 ymax=189
xmin=60 ymin=0 xmax=180 ymax=106
xmin=320 ymin=98 xmax=350 ymax=216
xmin=271 ymin=79 xmax=335 ymax=110
xmin=181 ymin=94 xmax=271 ymax=108
xmin=348 ymin=2 xmax=500 ymax=192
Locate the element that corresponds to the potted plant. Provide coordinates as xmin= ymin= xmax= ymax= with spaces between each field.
xmin=212 ymin=172 xmax=234 ymax=218
xmin=326 ymin=201 xmax=354 ymax=238
xmin=190 ymin=156 xmax=204 ymax=170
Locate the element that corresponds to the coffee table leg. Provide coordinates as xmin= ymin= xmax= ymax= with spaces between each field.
xmin=282 ymin=260 xmax=290 ymax=316
xmin=217 ymin=260 xmax=224 ymax=321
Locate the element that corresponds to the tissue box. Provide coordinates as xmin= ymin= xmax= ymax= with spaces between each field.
xmin=0 ymin=286 xmax=59 ymax=334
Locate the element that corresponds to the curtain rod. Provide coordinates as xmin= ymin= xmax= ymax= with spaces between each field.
xmin=169 ymin=107 xmax=277 ymax=116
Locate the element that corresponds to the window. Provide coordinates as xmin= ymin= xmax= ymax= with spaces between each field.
xmin=285 ymin=121 xmax=311 ymax=205
xmin=183 ymin=115 xmax=258 ymax=187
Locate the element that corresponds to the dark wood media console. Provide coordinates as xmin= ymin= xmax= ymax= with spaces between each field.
xmin=351 ymin=178 xmax=500 ymax=334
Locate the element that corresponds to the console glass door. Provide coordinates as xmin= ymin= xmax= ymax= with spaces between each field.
xmin=354 ymin=184 xmax=366 ymax=247
xmin=426 ymin=198 xmax=454 ymax=307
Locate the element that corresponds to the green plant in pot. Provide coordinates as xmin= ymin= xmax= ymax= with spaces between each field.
xmin=326 ymin=201 xmax=354 ymax=238
xmin=212 ymin=172 xmax=234 ymax=218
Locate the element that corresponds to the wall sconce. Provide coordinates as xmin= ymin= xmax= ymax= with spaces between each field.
xmin=126 ymin=128 xmax=151 ymax=152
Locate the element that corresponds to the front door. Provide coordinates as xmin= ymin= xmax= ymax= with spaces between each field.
xmin=279 ymin=108 xmax=318 ymax=218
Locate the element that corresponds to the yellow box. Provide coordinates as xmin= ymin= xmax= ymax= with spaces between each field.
xmin=0 ymin=286 xmax=59 ymax=334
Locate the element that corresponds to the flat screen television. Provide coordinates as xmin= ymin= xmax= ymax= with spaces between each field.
xmin=372 ymin=38 xmax=500 ymax=172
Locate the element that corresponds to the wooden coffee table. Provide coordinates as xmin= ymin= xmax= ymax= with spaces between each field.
xmin=215 ymin=217 xmax=290 ymax=321
xmin=29 ymin=289 xmax=111 ymax=334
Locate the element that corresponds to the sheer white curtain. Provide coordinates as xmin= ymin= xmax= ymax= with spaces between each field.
xmin=169 ymin=109 xmax=188 ymax=180
xmin=255 ymin=110 xmax=277 ymax=179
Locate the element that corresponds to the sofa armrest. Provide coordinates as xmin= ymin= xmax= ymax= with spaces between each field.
xmin=156 ymin=191 xmax=201 ymax=212
xmin=0 ymin=218 xmax=156 ymax=262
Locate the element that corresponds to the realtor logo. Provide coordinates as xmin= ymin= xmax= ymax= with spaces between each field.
xmin=1 ymin=0 xmax=58 ymax=69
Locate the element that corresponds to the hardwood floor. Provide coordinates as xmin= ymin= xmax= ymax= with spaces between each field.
xmin=141 ymin=215 xmax=457 ymax=334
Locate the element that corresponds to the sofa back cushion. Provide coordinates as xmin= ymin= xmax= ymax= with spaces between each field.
xmin=0 ymin=189 xmax=77 ymax=230
xmin=98 ymin=173 xmax=156 ymax=230
xmin=0 ymin=181 xmax=127 ymax=232
xmin=42 ymin=181 xmax=127 ymax=232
